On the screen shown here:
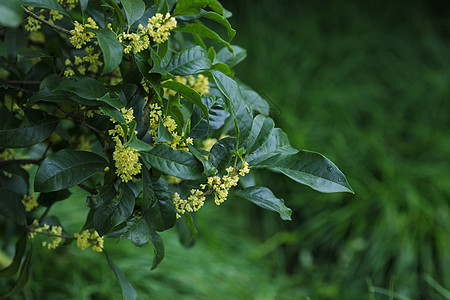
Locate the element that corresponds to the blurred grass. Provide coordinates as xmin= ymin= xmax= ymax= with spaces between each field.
xmin=224 ymin=0 xmax=450 ymax=298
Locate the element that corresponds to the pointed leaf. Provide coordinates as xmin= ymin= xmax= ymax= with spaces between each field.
xmin=232 ymin=186 xmax=292 ymax=220
xmin=173 ymin=0 xmax=223 ymax=16
xmin=22 ymin=0 xmax=68 ymax=17
xmin=155 ymin=118 xmax=173 ymax=143
xmin=188 ymin=144 xmax=217 ymax=177
xmin=120 ymin=0 xmax=145 ymax=27
xmin=174 ymin=23 xmax=233 ymax=53
xmin=1 ymin=246 xmax=33 ymax=298
xmin=0 ymin=188 xmax=25 ymax=225
xmin=54 ymin=76 xmax=107 ymax=100
xmin=203 ymin=12 xmax=236 ymax=41
xmin=149 ymin=231 xmax=164 ymax=269
xmin=216 ymin=45 xmax=247 ymax=68
xmin=239 ymin=83 xmax=270 ymax=116
xmin=37 ymin=189 xmax=72 ymax=207
xmin=141 ymin=144 xmax=202 ymax=180
xmin=89 ymin=29 xmax=124 ymax=75
xmin=122 ymin=215 xmax=151 ymax=247
xmin=189 ymin=95 xmax=229 ymax=138
xmin=0 ymin=234 xmax=27 ymax=278
xmin=166 ymin=46 xmax=211 ymax=76
xmin=35 ymin=150 xmax=108 ymax=192
xmin=246 ymin=114 xmax=274 ymax=155
xmin=209 ymin=136 xmax=236 ymax=169
xmin=105 ymin=252 xmax=137 ymax=300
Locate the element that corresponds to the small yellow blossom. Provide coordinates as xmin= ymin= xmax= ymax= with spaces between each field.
xmin=0 ymin=149 xmax=15 ymax=161
xmin=112 ymin=141 xmax=142 ymax=182
xmin=57 ymin=0 xmax=78 ymax=9
xmin=76 ymin=135 xmax=91 ymax=151
xmin=25 ymin=16 xmax=42 ymax=32
xmin=22 ymin=194 xmax=38 ymax=212
xmin=50 ymin=10 xmax=64 ymax=21
xmin=147 ymin=13 xmax=177 ymax=43
xmin=173 ymin=189 xmax=206 ymax=218
xmin=74 ymin=230 xmax=104 ymax=252
xmin=69 ymin=17 xmax=98 ymax=49
xmin=188 ymin=74 xmax=210 ymax=95
xmin=30 ymin=221 xmax=63 ymax=249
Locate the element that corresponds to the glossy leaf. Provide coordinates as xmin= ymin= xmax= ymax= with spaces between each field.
xmin=246 ymin=114 xmax=274 ymax=155
xmin=256 ymin=151 xmax=354 ymax=193
xmin=17 ymin=48 xmax=51 ymax=62
xmin=22 ymin=0 xmax=67 ymax=16
xmin=166 ymin=46 xmax=211 ymax=76
xmin=35 ymin=150 xmax=108 ymax=192
xmin=37 ymin=189 xmax=72 ymax=207
xmin=0 ymin=234 xmax=27 ymax=278
xmin=189 ymin=95 xmax=229 ymax=138
xmin=216 ymin=45 xmax=247 ymax=68
xmin=92 ymin=29 xmax=124 ymax=75
xmin=246 ymin=128 xmax=297 ymax=166
xmin=100 ymin=105 xmax=125 ymax=123
xmin=94 ymin=183 xmax=135 ymax=235
xmin=97 ymin=93 xmax=126 ymax=109
xmin=0 ymin=0 xmax=23 ymax=27
xmin=209 ymin=136 xmax=236 ymax=169
xmin=142 ymin=169 xmax=176 ymax=231
xmin=203 ymin=12 xmax=236 ymax=41
xmin=173 ymin=0 xmax=223 ymax=16
xmin=188 ymin=144 xmax=217 ymax=177
xmin=209 ymin=70 xmax=253 ymax=145
xmin=141 ymin=144 xmax=202 ymax=180
xmin=232 ymin=186 xmax=292 ymax=221
xmin=120 ymin=0 xmax=145 ymax=27
xmin=0 ymin=188 xmax=26 ymax=225
xmin=123 ymin=215 xmax=151 ymax=247
xmin=239 ymin=83 xmax=270 ymax=116
xmin=27 ymin=89 xmax=70 ymax=106
xmin=54 ymin=76 xmax=107 ymax=100
xmin=149 ymin=231 xmax=164 ymax=269
xmin=155 ymin=118 xmax=173 ymax=143
xmin=174 ymin=23 xmax=233 ymax=54
xmin=0 ymin=115 xmax=58 ymax=148
xmin=160 ymin=80 xmax=208 ymax=119
xmin=105 ymin=252 xmax=137 ymax=300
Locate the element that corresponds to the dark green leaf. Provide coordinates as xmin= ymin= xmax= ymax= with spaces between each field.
xmin=232 ymin=186 xmax=292 ymax=221
xmin=203 ymin=12 xmax=236 ymax=41
xmin=27 ymin=88 xmax=70 ymax=106
xmin=35 ymin=150 xmax=108 ymax=192
xmin=160 ymin=80 xmax=208 ymax=119
xmin=256 ymin=151 xmax=354 ymax=193
xmin=246 ymin=128 xmax=297 ymax=166
xmin=5 ymin=28 xmax=27 ymax=60
xmin=142 ymin=168 xmax=176 ymax=231
xmin=173 ymin=23 xmax=233 ymax=53
xmin=126 ymin=133 xmax=153 ymax=151
xmin=120 ymin=0 xmax=145 ymax=27
xmin=0 ymin=0 xmax=23 ymax=27
xmin=166 ymin=46 xmax=211 ymax=76
xmin=122 ymin=215 xmax=151 ymax=246
xmin=189 ymin=95 xmax=229 ymax=138
xmin=94 ymin=183 xmax=135 ymax=235
xmin=100 ymin=105 xmax=125 ymax=123
xmin=0 ymin=234 xmax=27 ymax=278
xmin=246 ymin=114 xmax=274 ymax=155
xmin=134 ymin=50 xmax=152 ymax=79
xmin=209 ymin=70 xmax=253 ymax=145
xmin=188 ymin=144 xmax=217 ymax=177
xmin=97 ymin=93 xmax=126 ymax=109
xmin=216 ymin=45 xmax=246 ymax=68
xmin=37 ymin=189 xmax=72 ymax=207
xmin=17 ymin=48 xmax=51 ymax=62
xmin=0 ymin=115 xmax=58 ymax=148
xmin=141 ymin=144 xmax=202 ymax=180
xmin=149 ymin=231 xmax=164 ymax=269
xmin=22 ymin=0 xmax=67 ymax=16
xmin=107 ymin=0 xmax=126 ymax=30
xmin=184 ymin=213 xmax=198 ymax=241
xmin=54 ymin=76 xmax=107 ymax=100
xmin=0 ymin=246 xmax=33 ymax=298
xmin=92 ymin=29 xmax=124 ymax=75
xmin=239 ymin=83 xmax=270 ymax=116
xmin=0 ymin=188 xmax=26 ymax=225
xmin=209 ymin=136 xmax=236 ymax=169
xmin=155 ymin=118 xmax=173 ymax=143
xmin=173 ymin=0 xmax=223 ymax=16
xmin=105 ymin=251 xmax=137 ymax=300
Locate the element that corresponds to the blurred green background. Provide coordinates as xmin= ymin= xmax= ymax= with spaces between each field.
xmin=5 ymin=0 xmax=450 ymax=299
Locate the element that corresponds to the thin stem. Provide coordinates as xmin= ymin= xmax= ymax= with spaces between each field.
xmin=27 ymin=228 xmax=75 ymax=240
xmin=78 ymin=183 xmax=97 ymax=195
xmin=0 ymin=158 xmax=44 ymax=169
xmin=23 ymin=7 xmax=71 ymax=35
xmin=56 ymin=104 xmax=105 ymax=136
xmin=38 ymin=206 xmax=51 ymax=223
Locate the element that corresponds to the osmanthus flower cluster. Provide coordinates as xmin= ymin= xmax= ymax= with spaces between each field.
xmin=0 ymin=0 xmax=353 ymax=297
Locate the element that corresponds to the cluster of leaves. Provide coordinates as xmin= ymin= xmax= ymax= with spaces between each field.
xmin=0 ymin=0 xmax=352 ymax=298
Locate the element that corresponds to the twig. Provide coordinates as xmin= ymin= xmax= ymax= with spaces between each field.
xmin=23 ymin=7 xmax=71 ymax=35
xmin=56 ymin=104 xmax=105 ymax=136
xmin=0 ymin=158 xmax=44 ymax=169
xmin=27 ymin=228 xmax=75 ymax=240
xmin=7 ymin=80 xmax=41 ymax=85
xmin=78 ymin=183 xmax=97 ymax=195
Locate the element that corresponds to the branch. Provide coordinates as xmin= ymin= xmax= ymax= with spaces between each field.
xmin=78 ymin=183 xmax=97 ymax=195
xmin=23 ymin=6 xmax=71 ymax=35
xmin=0 ymin=158 xmax=44 ymax=169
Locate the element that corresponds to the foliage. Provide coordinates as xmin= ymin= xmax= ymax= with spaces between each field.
xmin=0 ymin=0 xmax=352 ymax=297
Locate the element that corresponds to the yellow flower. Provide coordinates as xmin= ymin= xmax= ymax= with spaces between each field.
xmin=22 ymin=194 xmax=38 ymax=212
xmin=147 ymin=13 xmax=177 ymax=44
xmin=112 ymin=141 xmax=142 ymax=182
xmin=75 ymin=230 xmax=104 ymax=252
xmin=69 ymin=18 xmax=98 ymax=49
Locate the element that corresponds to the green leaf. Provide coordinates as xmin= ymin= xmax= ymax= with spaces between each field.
xmin=232 ymin=186 xmax=292 ymax=221
xmin=246 ymin=114 xmax=274 ymax=155
xmin=22 ymin=0 xmax=67 ymax=17
xmin=173 ymin=0 xmax=223 ymax=16
xmin=0 ymin=234 xmax=27 ymax=278
xmin=166 ymin=46 xmax=211 ymax=76
xmin=54 ymin=76 xmax=107 ymax=100
xmin=27 ymin=89 xmax=70 ymax=106
xmin=126 ymin=133 xmax=153 ymax=151
xmin=239 ymin=83 xmax=270 ymax=116
xmin=4 ymin=29 xmax=27 ymax=60
xmin=149 ymin=231 xmax=164 ymax=269
xmin=173 ymin=23 xmax=233 ymax=54
xmin=142 ymin=168 xmax=176 ymax=231
xmin=0 ymin=188 xmax=25 ymax=225
xmin=35 ymin=150 xmax=108 ymax=192
xmin=155 ymin=118 xmax=173 ymax=143
xmin=256 ymin=151 xmax=354 ymax=193
xmin=246 ymin=128 xmax=297 ymax=166
xmin=0 ymin=246 xmax=33 ymax=298
xmin=209 ymin=70 xmax=253 ymax=145
xmin=134 ymin=50 xmax=152 ymax=79
xmin=209 ymin=136 xmax=236 ymax=169
xmin=100 ymin=105 xmax=125 ymax=123
xmin=216 ymin=45 xmax=247 ymax=68
xmin=122 ymin=215 xmax=151 ymax=247
xmin=107 ymin=0 xmax=126 ymax=31
xmin=37 ymin=189 xmax=72 ymax=207
xmin=203 ymin=12 xmax=236 ymax=41
xmin=92 ymin=29 xmax=124 ymax=75
xmin=97 ymin=93 xmax=126 ymax=109
xmin=17 ymin=48 xmax=51 ymax=62
xmin=0 ymin=115 xmax=58 ymax=148
xmin=187 ymin=144 xmax=217 ymax=177
xmin=94 ymin=183 xmax=135 ymax=235
xmin=160 ymin=80 xmax=208 ymax=119
xmin=141 ymin=144 xmax=202 ymax=180
xmin=0 ymin=0 xmax=23 ymax=27
xmin=189 ymin=95 xmax=229 ymax=138
xmin=120 ymin=0 xmax=145 ymax=28
xmin=105 ymin=252 xmax=137 ymax=300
